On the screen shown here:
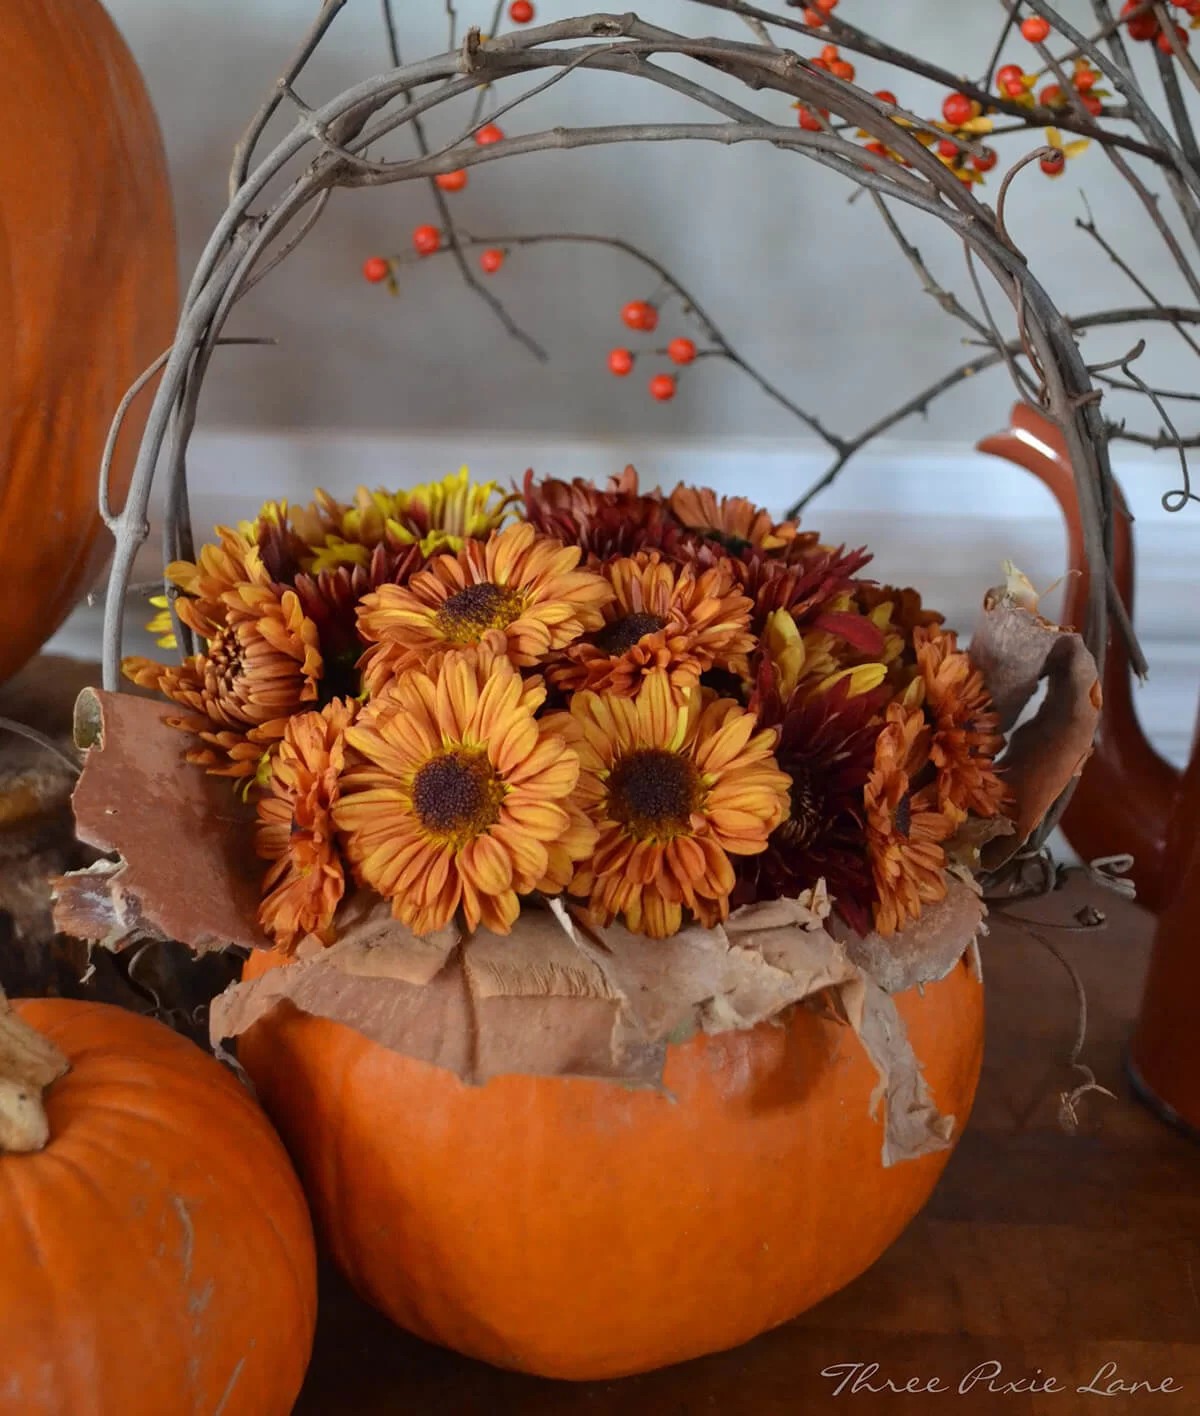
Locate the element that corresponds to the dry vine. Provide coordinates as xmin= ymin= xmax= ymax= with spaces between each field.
xmin=366 ymin=3 xmax=1200 ymax=526
xmin=100 ymin=0 xmax=1195 ymax=866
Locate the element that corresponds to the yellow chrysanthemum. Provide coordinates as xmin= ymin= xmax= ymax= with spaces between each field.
xmin=761 ymin=609 xmax=886 ymax=700
xmin=257 ymin=699 xmax=356 ymax=952
xmin=562 ymin=672 xmax=790 ymax=938
xmin=281 ymin=469 xmax=515 ymax=573
xmin=356 ymin=521 xmax=612 ymax=692
xmin=334 ymin=648 xmax=595 ymax=936
xmin=550 ymin=551 xmax=754 ymax=699
xmin=145 ymin=594 xmax=177 ymax=650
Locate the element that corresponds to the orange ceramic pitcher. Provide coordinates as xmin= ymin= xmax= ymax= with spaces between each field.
xmin=979 ymin=403 xmax=1200 ymax=1133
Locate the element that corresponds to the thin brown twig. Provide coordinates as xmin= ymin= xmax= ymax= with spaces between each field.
xmin=380 ymin=0 xmax=548 ymax=361
xmin=229 ymin=0 xmax=349 ymax=200
xmin=1076 ymin=204 xmax=1200 ymax=359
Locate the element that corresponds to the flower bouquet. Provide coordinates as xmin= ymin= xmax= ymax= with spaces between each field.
xmin=57 ymin=468 xmax=1099 ymax=1379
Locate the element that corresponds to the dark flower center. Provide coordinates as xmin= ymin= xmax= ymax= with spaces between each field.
xmin=436 ymin=581 xmax=526 ymax=642
xmin=778 ymin=768 xmax=825 ymax=850
xmin=608 ymin=748 xmax=700 ymax=841
xmin=319 ymin=648 xmax=362 ymax=706
xmin=700 ymin=666 xmax=745 ymax=700
xmin=412 ymin=750 xmax=504 ymax=840
xmin=595 ymin=612 xmax=667 ymax=656
xmin=704 ymin=529 xmax=752 ymax=556
xmin=894 ymin=790 xmax=913 ymax=839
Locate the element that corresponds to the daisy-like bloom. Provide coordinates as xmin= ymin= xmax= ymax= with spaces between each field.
xmin=334 ymin=648 xmax=595 ymax=936
xmin=550 ymin=552 xmax=754 ymax=699
xmin=735 ymin=668 xmax=888 ymax=934
xmin=356 ymin=521 xmax=612 ymax=691
xmin=256 ymin=699 xmax=357 ymax=951
xmin=914 ymin=624 xmax=1007 ymax=818
xmin=864 ymin=701 xmax=963 ymax=937
xmin=123 ymin=589 xmax=322 ymax=778
xmin=667 ymin=483 xmax=799 ymax=555
xmin=521 ymin=467 xmax=677 ymax=561
xmin=563 ymin=672 xmax=790 ymax=938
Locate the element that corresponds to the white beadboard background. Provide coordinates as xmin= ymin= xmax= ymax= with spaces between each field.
xmin=48 ymin=429 xmax=1200 ymax=768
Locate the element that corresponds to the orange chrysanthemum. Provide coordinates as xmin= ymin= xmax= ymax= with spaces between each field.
xmin=166 ymin=525 xmax=272 ymax=639
xmin=914 ymin=625 xmax=1007 ymax=818
xmin=550 ymin=552 xmax=754 ymax=699
xmin=668 ymin=483 xmax=799 ymax=554
xmin=864 ymin=702 xmax=962 ymax=936
xmin=256 ymin=699 xmax=357 ymax=951
xmin=123 ymin=589 xmax=322 ymax=778
xmin=333 ymin=648 xmax=596 ymax=936
xmin=356 ymin=522 xmax=611 ymax=692
xmin=562 ymin=672 xmax=790 ymax=938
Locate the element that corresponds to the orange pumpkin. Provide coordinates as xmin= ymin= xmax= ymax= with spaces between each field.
xmin=0 ymin=995 xmax=317 ymax=1415
xmin=0 ymin=0 xmax=177 ymax=683
xmin=239 ymin=947 xmax=984 ymax=1380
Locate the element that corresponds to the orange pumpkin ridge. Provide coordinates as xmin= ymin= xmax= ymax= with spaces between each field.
xmin=0 ymin=0 xmax=177 ymax=683
xmin=0 ymin=998 xmax=317 ymax=1416
xmin=239 ymin=947 xmax=984 ymax=1380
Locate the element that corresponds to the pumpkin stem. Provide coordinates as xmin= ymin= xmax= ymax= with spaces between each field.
xmin=0 ymin=988 xmax=69 ymax=1154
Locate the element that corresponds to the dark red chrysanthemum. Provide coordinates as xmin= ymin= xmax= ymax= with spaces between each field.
xmin=743 ymin=542 xmax=875 ymax=631
xmin=734 ymin=664 xmax=887 ymax=932
xmin=292 ymin=543 xmax=424 ymax=702
xmin=521 ymin=467 xmax=680 ymax=560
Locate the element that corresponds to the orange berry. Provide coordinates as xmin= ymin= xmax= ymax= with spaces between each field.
xmin=362 ymin=256 xmax=390 ymax=283
xmin=649 ymin=373 xmax=677 ymax=402
xmin=1021 ymin=15 xmax=1051 ymax=42
xmin=509 ymin=0 xmax=534 ymax=20
xmin=608 ymin=348 xmax=635 ymax=377
xmin=434 ymin=169 xmax=468 ymax=192
xmin=479 ymin=248 xmax=505 ymax=274
xmin=412 ymin=224 xmax=441 ymax=255
xmin=667 ymin=337 xmax=697 ymax=365
xmin=942 ymin=92 xmax=974 ymax=126
xmin=475 ymin=122 xmax=504 ymax=145
xmin=621 ymin=300 xmax=658 ymax=332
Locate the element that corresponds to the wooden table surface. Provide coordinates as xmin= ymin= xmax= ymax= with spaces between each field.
xmin=296 ymin=879 xmax=1200 ymax=1415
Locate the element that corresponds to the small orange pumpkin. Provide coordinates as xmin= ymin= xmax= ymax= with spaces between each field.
xmin=0 ymin=993 xmax=317 ymax=1415
xmin=0 ymin=0 xmax=177 ymax=683
xmin=239 ymin=948 xmax=984 ymax=1380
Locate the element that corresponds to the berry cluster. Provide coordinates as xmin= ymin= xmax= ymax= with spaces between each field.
xmin=608 ymin=302 xmax=699 ymax=402
xmin=1121 ymin=0 xmax=1197 ymax=48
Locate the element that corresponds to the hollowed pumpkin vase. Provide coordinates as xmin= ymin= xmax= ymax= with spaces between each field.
xmin=237 ymin=945 xmax=983 ymax=1381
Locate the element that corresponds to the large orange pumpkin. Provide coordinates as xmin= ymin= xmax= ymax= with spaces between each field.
xmin=239 ymin=947 xmax=984 ymax=1380
xmin=0 ymin=0 xmax=176 ymax=683
xmin=0 ymin=996 xmax=317 ymax=1415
